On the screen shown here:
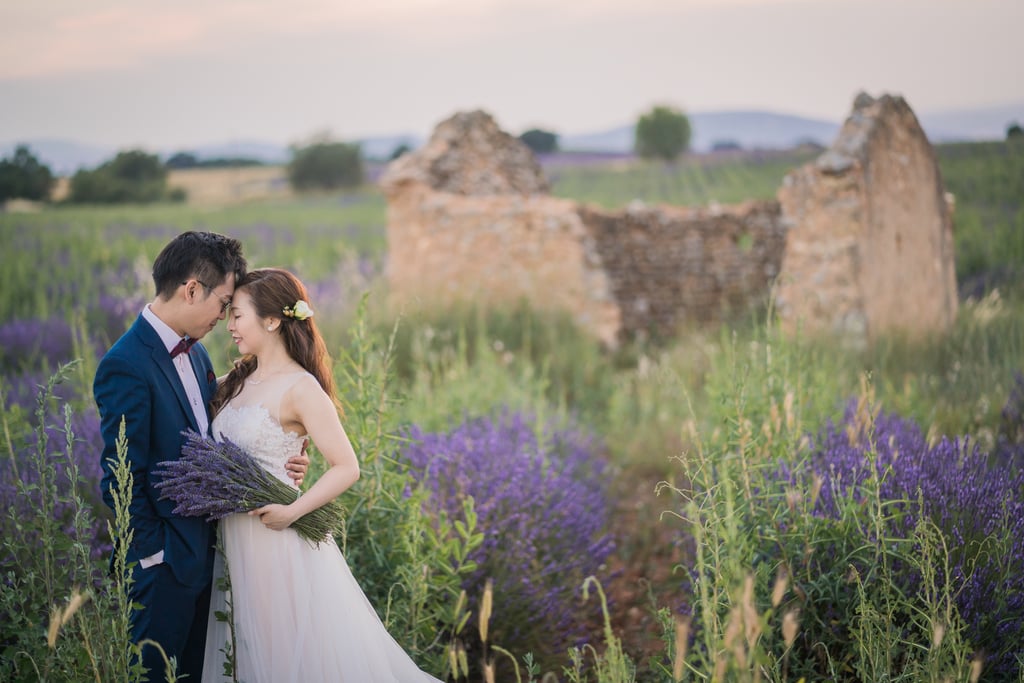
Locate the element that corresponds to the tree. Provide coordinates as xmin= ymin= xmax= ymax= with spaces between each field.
xmin=68 ymin=149 xmax=181 ymax=204
xmin=165 ymin=152 xmax=200 ymax=169
xmin=287 ymin=141 xmax=364 ymax=191
xmin=1008 ymin=122 xmax=1023 ymax=140
xmin=389 ymin=143 xmax=412 ymax=161
xmin=0 ymin=145 xmax=54 ymax=202
xmin=519 ymin=129 xmax=559 ymax=154
xmin=634 ymin=105 xmax=692 ymax=162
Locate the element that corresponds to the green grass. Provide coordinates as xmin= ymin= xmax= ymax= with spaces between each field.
xmin=549 ymin=149 xmax=818 ymax=208
xmin=2 ymin=139 xmax=1023 ymax=681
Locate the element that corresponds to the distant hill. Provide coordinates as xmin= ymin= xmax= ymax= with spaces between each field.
xmin=561 ymin=102 xmax=1024 ymax=154
xmin=562 ymin=111 xmax=842 ymax=153
xmin=3 ymin=102 xmax=1020 ymax=174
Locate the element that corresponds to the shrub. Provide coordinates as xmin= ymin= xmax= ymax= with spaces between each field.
xmin=634 ymin=105 xmax=691 ymax=162
xmin=400 ymin=411 xmax=616 ymax=667
xmin=800 ymin=398 xmax=1024 ymax=679
xmin=519 ymin=129 xmax=559 ymax=154
xmin=0 ymin=366 xmax=119 ymax=682
xmin=68 ymin=150 xmax=183 ymax=204
xmin=287 ymin=141 xmax=363 ymax=191
xmin=0 ymin=145 xmax=54 ymax=202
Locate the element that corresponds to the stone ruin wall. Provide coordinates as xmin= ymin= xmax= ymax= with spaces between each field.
xmin=775 ymin=93 xmax=958 ymax=344
xmin=381 ymin=96 xmax=958 ymax=348
xmin=575 ymin=201 xmax=785 ymax=342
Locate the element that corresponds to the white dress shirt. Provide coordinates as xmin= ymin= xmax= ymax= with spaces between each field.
xmin=138 ymin=305 xmax=211 ymax=568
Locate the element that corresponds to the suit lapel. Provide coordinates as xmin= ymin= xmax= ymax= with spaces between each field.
xmin=189 ymin=349 xmax=216 ymax=425
xmin=133 ymin=316 xmax=202 ymax=434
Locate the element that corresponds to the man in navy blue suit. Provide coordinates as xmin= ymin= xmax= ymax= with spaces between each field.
xmin=94 ymin=231 xmax=307 ymax=681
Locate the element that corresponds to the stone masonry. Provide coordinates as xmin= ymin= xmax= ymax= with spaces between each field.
xmin=381 ymin=110 xmax=786 ymax=346
xmin=380 ymin=97 xmax=958 ymax=347
xmin=774 ymin=93 xmax=958 ymax=345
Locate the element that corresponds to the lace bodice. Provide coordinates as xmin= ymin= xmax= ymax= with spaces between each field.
xmin=211 ymin=371 xmax=310 ymax=488
xmin=212 ymin=405 xmax=304 ymax=487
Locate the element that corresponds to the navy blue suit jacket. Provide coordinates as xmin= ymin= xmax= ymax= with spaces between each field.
xmin=94 ymin=314 xmax=218 ymax=589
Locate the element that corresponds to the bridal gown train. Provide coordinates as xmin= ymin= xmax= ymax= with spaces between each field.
xmin=202 ymin=372 xmax=441 ymax=682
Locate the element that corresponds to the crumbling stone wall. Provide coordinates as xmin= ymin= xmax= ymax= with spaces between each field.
xmin=576 ymin=201 xmax=785 ymax=341
xmin=381 ymin=111 xmax=785 ymax=346
xmin=775 ymin=93 xmax=958 ymax=345
xmin=381 ymin=97 xmax=958 ymax=347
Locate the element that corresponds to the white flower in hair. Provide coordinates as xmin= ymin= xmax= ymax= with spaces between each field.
xmin=283 ymin=299 xmax=314 ymax=320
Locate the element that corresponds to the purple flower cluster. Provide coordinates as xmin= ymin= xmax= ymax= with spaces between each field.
xmin=0 ymin=316 xmax=75 ymax=372
xmin=154 ymin=430 xmax=344 ymax=545
xmin=399 ymin=411 xmax=615 ymax=659
xmin=807 ymin=400 xmax=1024 ymax=678
xmin=0 ymin=403 xmax=110 ymax=580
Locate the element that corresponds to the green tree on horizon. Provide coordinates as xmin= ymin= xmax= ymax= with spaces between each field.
xmin=288 ymin=141 xmax=364 ymax=192
xmin=68 ymin=149 xmax=184 ymax=204
xmin=634 ymin=105 xmax=692 ymax=162
xmin=519 ymin=128 xmax=559 ymax=154
xmin=0 ymin=145 xmax=54 ymax=202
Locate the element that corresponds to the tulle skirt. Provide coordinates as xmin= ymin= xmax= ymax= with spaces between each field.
xmin=202 ymin=513 xmax=441 ymax=682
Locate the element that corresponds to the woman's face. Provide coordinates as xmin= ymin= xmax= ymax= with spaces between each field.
xmin=226 ymin=288 xmax=271 ymax=356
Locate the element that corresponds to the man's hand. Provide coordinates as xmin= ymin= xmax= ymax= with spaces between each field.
xmin=286 ymin=438 xmax=311 ymax=487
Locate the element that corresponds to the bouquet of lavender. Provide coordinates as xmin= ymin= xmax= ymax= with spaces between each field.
xmin=154 ymin=430 xmax=345 ymax=546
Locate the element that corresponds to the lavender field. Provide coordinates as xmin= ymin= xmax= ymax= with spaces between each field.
xmin=2 ymin=144 xmax=1023 ymax=682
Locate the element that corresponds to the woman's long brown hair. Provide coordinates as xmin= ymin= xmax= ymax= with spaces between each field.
xmin=211 ymin=268 xmax=341 ymax=416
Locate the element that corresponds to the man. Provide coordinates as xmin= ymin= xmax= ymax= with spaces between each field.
xmin=94 ymin=231 xmax=307 ymax=680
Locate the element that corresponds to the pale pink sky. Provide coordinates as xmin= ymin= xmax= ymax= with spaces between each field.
xmin=1 ymin=0 xmax=1021 ymax=148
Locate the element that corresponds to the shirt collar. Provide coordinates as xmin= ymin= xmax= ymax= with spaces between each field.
xmin=142 ymin=304 xmax=190 ymax=355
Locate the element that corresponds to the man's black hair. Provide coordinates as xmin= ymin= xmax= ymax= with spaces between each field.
xmin=152 ymin=231 xmax=247 ymax=300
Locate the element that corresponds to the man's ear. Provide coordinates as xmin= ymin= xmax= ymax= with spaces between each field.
xmin=181 ymin=279 xmax=202 ymax=302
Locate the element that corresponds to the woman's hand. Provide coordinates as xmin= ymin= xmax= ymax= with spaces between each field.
xmin=249 ymin=503 xmax=299 ymax=531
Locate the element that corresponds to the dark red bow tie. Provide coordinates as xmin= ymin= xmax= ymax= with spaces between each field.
xmin=170 ymin=337 xmax=198 ymax=359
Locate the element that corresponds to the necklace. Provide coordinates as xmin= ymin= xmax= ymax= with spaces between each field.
xmin=246 ymin=365 xmax=298 ymax=385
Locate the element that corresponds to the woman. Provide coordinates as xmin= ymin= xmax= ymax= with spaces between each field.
xmin=202 ymin=268 xmax=440 ymax=682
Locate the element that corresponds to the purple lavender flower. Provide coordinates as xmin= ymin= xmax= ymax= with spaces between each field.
xmin=0 ymin=402 xmax=110 ymax=581
xmin=804 ymin=400 xmax=1024 ymax=679
xmin=154 ymin=430 xmax=345 ymax=545
xmin=399 ymin=411 xmax=615 ymax=661
xmin=0 ymin=316 xmax=75 ymax=371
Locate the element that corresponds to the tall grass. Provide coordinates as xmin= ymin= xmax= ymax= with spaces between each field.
xmin=2 ymin=140 xmax=1022 ymax=681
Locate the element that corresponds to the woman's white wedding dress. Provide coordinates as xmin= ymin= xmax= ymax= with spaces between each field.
xmin=202 ymin=373 xmax=441 ymax=682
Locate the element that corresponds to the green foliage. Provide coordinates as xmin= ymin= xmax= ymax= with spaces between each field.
xmin=519 ymin=129 xmax=559 ymax=154
xmin=68 ymin=149 xmax=183 ymax=204
xmin=936 ymin=141 xmax=1024 ymax=294
xmin=380 ymin=302 xmax=618 ymax=431
xmin=634 ymin=105 xmax=692 ymax=162
xmin=1 ymin=138 xmax=1022 ymax=681
xmin=389 ymin=143 xmax=412 ymax=161
xmin=550 ymin=148 xmax=816 ymax=208
xmin=661 ymin=327 xmax=986 ymax=681
xmin=0 ymin=368 xmax=158 ymax=682
xmin=1007 ymin=122 xmax=1023 ymax=140
xmin=164 ymin=152 xmax=264 ymax=169
xmin=0 ymin=145 xmax=54 ymax=202
xmin=321 ymin=297 xmax=477 ymax=673
xmin=287 ymin=141 xmax=364 ymax=191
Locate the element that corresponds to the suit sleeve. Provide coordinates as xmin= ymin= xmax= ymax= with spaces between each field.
xmin=94 ymin=353 xmax=164 ymax=558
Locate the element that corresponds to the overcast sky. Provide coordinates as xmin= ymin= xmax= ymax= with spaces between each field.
xmin=2 ymin=0 xmax=1021 ymax=149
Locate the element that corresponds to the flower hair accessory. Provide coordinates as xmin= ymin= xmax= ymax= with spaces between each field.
xmin=283 ymin=300 xmax=314 ymax=321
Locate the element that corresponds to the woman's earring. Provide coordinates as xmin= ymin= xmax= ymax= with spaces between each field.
xmin=267 ymin=325 xmax=273 ymax=331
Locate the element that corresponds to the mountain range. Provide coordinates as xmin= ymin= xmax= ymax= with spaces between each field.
xmin=3 ymin=102 xmax=1021 ymax=175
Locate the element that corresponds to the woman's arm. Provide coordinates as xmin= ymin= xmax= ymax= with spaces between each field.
xmin=250 ymin=376 xmax=359 ymax=530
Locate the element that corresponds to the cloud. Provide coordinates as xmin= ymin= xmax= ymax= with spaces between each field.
xmin=0 ymin=0 xmax=790 ymax=80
